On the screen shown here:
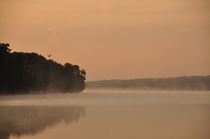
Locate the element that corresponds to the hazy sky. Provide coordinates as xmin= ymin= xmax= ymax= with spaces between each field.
xmin=0 ymin=0 xmax=209 ymax=80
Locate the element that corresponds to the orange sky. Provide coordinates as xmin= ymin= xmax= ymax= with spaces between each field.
xmin=0 ymin=0 xmax=210 ymax=80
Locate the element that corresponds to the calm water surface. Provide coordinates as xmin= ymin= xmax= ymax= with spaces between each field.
xmin=0 ymin=90 xmax=210 ymax=139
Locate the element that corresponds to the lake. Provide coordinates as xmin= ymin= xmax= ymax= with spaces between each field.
xmin=0 ymin=90 xmax=210 ymax=139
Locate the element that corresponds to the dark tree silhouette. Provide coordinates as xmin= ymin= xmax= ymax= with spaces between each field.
xmin=0 ymin=43 xmax=86 ymax=94
xmin=0 ymin=43 xmax=11 ymax=54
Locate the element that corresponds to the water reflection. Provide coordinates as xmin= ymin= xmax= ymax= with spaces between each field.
xmin=0 ymin=106 xmax=85 ymax=139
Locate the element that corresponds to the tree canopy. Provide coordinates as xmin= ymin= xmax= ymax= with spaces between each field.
xmin=0 ymin=43 xmax=86 ymax=94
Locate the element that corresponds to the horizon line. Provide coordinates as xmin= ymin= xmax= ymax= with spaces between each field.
xmin=86 ymin=74 xmax=210 ymax=82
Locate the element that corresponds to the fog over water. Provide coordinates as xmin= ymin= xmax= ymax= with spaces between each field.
xmin=0 ymin=90 xmax=210 ymax=139
xmin=1 ymin=0 xmax=209 ymax=138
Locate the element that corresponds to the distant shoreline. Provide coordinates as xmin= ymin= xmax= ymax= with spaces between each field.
xmin=86 ymin=75 xmax=210 ymax=91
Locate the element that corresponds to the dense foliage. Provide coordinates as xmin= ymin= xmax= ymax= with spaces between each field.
xmin=0 ymin=43 xmax=86 ymax=94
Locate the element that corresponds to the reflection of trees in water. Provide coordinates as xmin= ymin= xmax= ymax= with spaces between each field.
xmin=0 ymin=106 xmax=86 ymax=139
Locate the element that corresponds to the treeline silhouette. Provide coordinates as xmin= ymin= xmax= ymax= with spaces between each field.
xmin=87 ymin=76 xmax=210 ymax=90
xmin=0 ymin=43 xmax=86 ymax=94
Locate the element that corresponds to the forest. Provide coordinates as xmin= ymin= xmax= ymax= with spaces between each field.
xmin=87 ymin=76 xmax=210 ymax=90
xmin=0 ymin=43 xmax=86 ymax=94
